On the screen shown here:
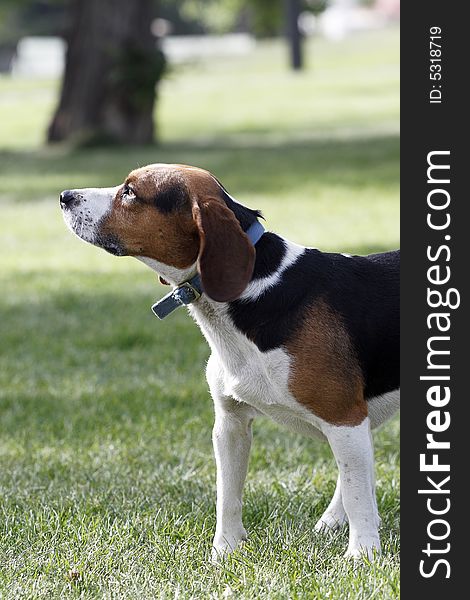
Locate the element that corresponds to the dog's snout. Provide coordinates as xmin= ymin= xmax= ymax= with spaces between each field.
xmin=60 ymin=190 xmax=76 ymax=208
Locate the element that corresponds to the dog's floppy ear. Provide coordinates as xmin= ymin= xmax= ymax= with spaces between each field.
xmin=192 ymin=196 xmax=255 ymax=302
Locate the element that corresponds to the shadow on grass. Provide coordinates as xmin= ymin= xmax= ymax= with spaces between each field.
xmin=0 ymin=132 xmax=399 ymax=201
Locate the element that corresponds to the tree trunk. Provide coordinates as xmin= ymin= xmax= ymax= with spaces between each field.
xmin=284 ymin=0 xmax=303 ymax=71
xmin=48 ymin=0 xmax=165 ymax=145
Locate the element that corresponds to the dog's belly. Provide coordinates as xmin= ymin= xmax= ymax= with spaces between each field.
xmin=251 ymin=404 xmax=328 ymax=440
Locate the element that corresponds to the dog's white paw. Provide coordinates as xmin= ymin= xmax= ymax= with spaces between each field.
xmin=211 ymin=529 xmax=247 ymax=564
xmin=314 ymin=510 xmax=348 ymax=533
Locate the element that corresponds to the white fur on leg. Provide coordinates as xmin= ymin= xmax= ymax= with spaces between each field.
xmin=211 ymin=412 xmax=251 ymax=561
xmin=207 ymin=355 xmax=256 ymax=562
xmin=323 ymin=418 xmax=381 ymax=560
xmin=314 ymin=474 xmax=347 ymax=532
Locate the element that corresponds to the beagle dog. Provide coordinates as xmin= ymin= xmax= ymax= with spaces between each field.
xmin=60 ymin=163 xmax=400 ymax=560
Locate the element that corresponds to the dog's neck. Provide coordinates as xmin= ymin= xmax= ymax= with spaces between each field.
xmin=138 ymin=256 xmax=197 ymax=287
xmin=139 ymin=233 xmax=306 ymax=373
xmin=139 ymin=231 xmax=290 ymax=296
xmin=140 ymin=231 xmax=302 ymax=335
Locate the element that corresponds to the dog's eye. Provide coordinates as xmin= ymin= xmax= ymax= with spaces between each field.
xmin=122 ymin=185 xmax=136 ymax=203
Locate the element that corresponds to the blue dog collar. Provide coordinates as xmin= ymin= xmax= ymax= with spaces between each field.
xmin=151 ymin=220 xmax=265 ymax=320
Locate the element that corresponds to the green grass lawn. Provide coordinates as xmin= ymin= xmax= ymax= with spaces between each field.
xmin=0 ymin=28 xmax=399 ymax=598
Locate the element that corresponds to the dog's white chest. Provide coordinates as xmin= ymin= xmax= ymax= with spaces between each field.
xmin=215 ymin=343 xmax=326 ymax=438
xmin=191 ymin=299 xmax=327 ymax=438
xmin=220 ymin=347 xmax=288 ymax=405
xmin=222 ymin=355 xmax=326 ymax=438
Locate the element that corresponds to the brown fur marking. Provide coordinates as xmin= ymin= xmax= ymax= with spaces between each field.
xmin=100 ymin=166 xmax=200 ymax=268
xmin=98 ymin=164 xmax=254 ymax=300
xmin=286 ymin=301 xmax=367 ymax=426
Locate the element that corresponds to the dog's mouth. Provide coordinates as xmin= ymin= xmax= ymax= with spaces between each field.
xmin=62 ymin=209 xmax=126 ymax=256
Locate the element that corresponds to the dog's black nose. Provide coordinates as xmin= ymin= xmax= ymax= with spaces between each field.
xmin=60 ymin=190 xmax=75 ymax=207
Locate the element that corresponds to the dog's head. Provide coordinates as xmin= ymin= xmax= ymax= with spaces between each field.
xmin=60 ymin=164 xmax=260 ymax=302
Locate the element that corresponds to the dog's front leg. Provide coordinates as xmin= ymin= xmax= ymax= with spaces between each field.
xmin=211 ymin=403 xmax=254 ymax=561
xmin=207 ymin=356 xmax=255 ymax=561
xmin=323 ymin=417 xmax=381 ymax=560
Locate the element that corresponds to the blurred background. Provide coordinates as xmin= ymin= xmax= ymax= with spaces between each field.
xmin=0 ymin=1 xmax=400 ymax=597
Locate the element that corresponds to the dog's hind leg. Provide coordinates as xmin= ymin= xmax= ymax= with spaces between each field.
xmin=314 ymin=474 xmax=348 ymax=532
xmin=323 ymin=417 xmax=381 ymax=559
